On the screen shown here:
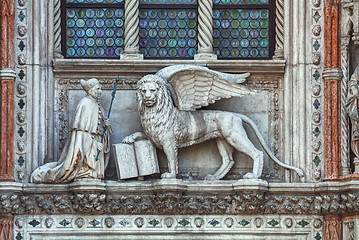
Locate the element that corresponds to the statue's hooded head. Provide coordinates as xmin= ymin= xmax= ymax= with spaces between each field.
xmin=81 ymin=78 xmax=102 ymax=100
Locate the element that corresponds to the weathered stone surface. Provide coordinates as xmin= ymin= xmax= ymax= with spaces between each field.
xmin=2 ymin=181 xmax=359 ymax=216
xmin=14 ymin=214 xmax=324 ymax=240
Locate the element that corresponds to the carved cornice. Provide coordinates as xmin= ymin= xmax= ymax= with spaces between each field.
xmin=53 ymin=59 xmax=287 ymax=77
xmin=2 ymin=180 xmax=359 ymax=216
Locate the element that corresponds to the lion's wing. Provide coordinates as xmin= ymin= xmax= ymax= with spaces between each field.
xmin=156 ymin=65 xmax=255 ymax=111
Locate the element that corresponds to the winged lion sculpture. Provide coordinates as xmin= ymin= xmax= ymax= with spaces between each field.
xmin=124 ymin=65 xmax=304 ymax=180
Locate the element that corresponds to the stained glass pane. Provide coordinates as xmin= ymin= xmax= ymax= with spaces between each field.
xmin=213 ymin=9 xmax=269 ymax=58
xmin=213 ymin=0 xmax=268 ymax=4
xmin=140 ymin=0 xmax=197 ymax=3
xmin=65 ymin=8 xmax=124 ymax=57
xmin=139 ymin=9 xmax=198 ymax=58
xmin=66 ymin=0 xmax=124 ymax=3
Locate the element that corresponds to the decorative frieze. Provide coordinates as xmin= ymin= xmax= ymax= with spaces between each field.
xmin=14 ymin=0 xmax=28 ymax=182
xmin=14 ymin=214 xmax=323 ymax=239
xmin=310 ymin=0 xmax=324 ymax=181
xmin=2 ymin=181 xmax=359 ymax=216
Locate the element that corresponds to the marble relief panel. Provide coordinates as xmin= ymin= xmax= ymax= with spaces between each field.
xmin=53 ymin=70 xmax=283 ymax=182
xmin=14 ymin=215 xmax=323 ymax=240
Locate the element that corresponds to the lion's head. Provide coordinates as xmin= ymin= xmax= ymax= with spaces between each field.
xmin=137 ymin=75 xmax=173 ymax=115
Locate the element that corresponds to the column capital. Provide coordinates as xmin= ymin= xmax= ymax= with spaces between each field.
xmin=322 ymin=68 xmax=343 ymax=81
xmin=0 ymin=69 xmax=16 ymax=81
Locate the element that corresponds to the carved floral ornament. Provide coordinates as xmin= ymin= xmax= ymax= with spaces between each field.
xmin=2 ymin=191 xmax=359 ymax=216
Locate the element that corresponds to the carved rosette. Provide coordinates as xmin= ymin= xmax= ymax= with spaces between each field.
xmin=123 ymin=0 xmax=140 ymax=55
xmin=197 ymin=0 xmax=213 ymax=54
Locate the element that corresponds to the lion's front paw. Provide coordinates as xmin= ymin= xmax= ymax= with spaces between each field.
xmin=243 ymin=172 xmax=259 ymax=179
xmin=122 ymin=135 xmax=135 ymax=144
xmin=204 ymin=174 xmax=219 ymax=181
xmin=161 ymin=172 xmax=176 ymax=179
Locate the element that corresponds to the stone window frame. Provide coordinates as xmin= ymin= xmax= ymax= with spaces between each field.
xmin=13 ymin=0 xmax=301 ymax=183
xmin=57 ymin=0 xmax=284 ymax=61
xmin=61 ymin=0 xmax=126 ymax=58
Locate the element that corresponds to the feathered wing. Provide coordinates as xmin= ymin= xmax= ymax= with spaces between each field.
xmin=156 ymin=65 xmax=255 ymax=111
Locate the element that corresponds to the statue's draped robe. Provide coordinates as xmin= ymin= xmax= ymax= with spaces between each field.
xmin=346 ymin=72 xmax=359 ymax=158
xmin=31 ymin=96 xmax=111 ymax=183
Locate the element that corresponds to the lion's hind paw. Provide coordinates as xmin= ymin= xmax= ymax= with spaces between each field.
xmin=161 ymin=172 xmax=176 ymax=179
xmin=204 ymin=174 xmax=219 ymax=181
xmin=243 ymin=172 xmax=259 ymax=179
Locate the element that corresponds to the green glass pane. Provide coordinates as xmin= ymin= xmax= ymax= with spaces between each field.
xmin=140 ymin=0 xmax=197 ymax=3
xmin=260 ymin=10 xmax=268 ymax=18
xmin=241 ymin=20 xmax=249 ymax=28
xmin=214 ymin=0 xmax=268 ymax=4
xmin=260 ymin=20 xmax=268 ymax=28
xmin=67 ymin=0 xmax=123 ymax=2
xmin=250 ymin=20 xmax=259 ymax=28
xmin=260 ymin=29 xmax=268 ymax=37
xmin=230 ymin=10 xmax=240 ymax=18
xmin=231 ymin=20 xmax=239 ymax=28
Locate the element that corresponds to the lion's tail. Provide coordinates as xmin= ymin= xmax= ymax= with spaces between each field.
xmin=240 ymin=114 xmax=304 ymax=178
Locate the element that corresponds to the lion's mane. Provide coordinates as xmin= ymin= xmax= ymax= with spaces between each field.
xmin=137 ymin=75 xmax=179 ymax=146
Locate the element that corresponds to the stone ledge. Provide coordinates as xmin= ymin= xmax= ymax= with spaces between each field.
xmin=2 ymin=180 xmax=358 ymax=195
xmin=53 ymin=59 xmax=286 ymax=76
xmin=1 ymin=180 xmax=359 ymax=216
